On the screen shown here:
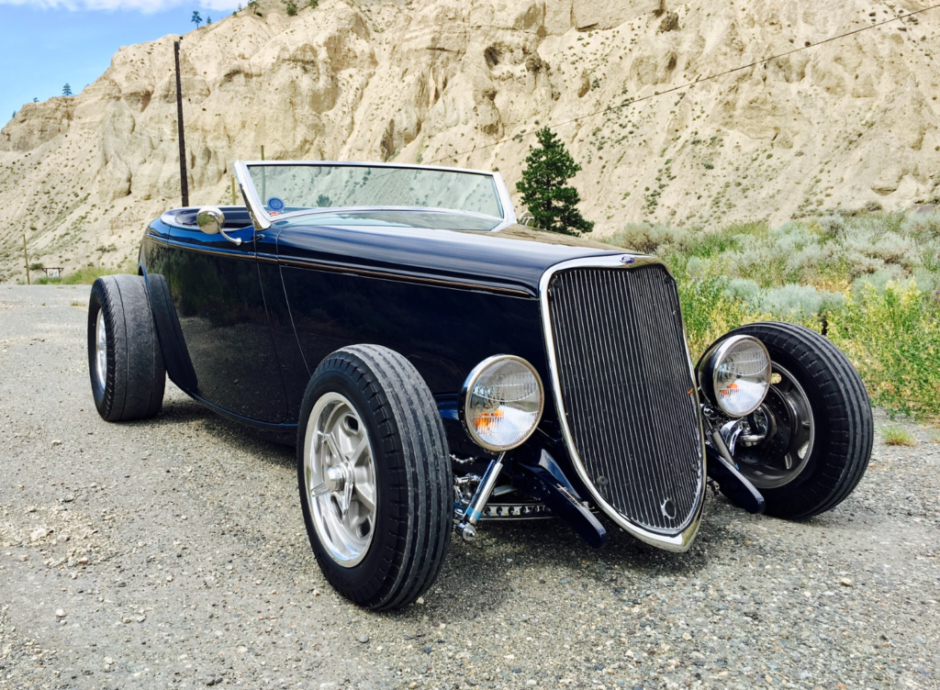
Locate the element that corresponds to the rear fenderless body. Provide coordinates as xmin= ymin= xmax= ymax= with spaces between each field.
xmin=86 ymin=162 xmax=872 ymax=610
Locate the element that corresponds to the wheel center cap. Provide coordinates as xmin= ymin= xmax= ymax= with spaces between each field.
xmin=325 ymin=464 xmax=349 ymax=493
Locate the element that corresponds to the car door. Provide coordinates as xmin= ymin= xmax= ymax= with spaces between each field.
xmin=164 ymin=217 xmax=288 ymax=424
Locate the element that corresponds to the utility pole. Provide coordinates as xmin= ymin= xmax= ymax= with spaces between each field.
xmin=174 ymin=40 xmax=190 ymax=208
xmin=260 ymin=145 xmax=266 ymax=202
xmin=23 ymin=234 xmax=30 ymax=285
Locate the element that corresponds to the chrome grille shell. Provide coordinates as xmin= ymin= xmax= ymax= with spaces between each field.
xmin=539 ymin=256 xmax=706 ymax=552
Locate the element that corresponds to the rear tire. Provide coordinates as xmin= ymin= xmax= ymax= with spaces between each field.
xmin=724 ymin=322 xmax=872 ymax=519
xmin=88 ymin=275 xmax=166 ymax=422
xmin=297 ymin=344 xmax=452 ymax=610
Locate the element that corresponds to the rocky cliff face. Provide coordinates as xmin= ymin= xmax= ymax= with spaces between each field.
xmin=1 ymin=0 xmax=938 ymax=281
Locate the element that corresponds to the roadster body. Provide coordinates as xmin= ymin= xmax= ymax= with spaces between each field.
xmin=88 ymin=161 xmax=872 ymax=610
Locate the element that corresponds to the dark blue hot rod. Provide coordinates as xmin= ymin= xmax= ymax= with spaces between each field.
xmin=87 ymin=162 xmax=872 ymax=610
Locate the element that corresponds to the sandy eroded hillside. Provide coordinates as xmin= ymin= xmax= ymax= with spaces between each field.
xmin=0 ymin=0 xmax=938 ymax=281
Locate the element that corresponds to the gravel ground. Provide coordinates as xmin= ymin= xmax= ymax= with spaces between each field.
xmin=0 ymin=285 xmax=938 ymax=690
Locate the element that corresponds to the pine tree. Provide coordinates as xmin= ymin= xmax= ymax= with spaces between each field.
xmin=516 ymin=128 xmax=594 ymax=236
xmin=62 ymin=83 xmax=72 ymax=97
xmin=191 ymin=11 xmax=203 ymax=28
xmin=206 ymin=15 xmax=212 ymax=24
xmin=285 ymin=1 xmax=297 ymax=15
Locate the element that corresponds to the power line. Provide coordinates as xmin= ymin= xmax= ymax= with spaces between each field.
xmin=428 ymin=2 xmax=940 ymax=165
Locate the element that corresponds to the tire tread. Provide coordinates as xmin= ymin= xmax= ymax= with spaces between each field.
xmin=730 ymin=322 xmax=872 ymax=519
xmin=299 ymin=345 xmax=451 ymax=611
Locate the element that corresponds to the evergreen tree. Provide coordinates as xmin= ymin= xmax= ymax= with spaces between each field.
xmin=191 ymin=11 xmax=203 ymax=28
xmin=32 ymin=97 xmax=38 ymax=103
xmin=206 ymin=15 xmax=212 ymax=24
xmin=309 ymin=0 xmax=318 ymax=8
xmin=285 ymin=1 xmax=297 ymax=15
xmin=62 ymin=83 xmax=72 ymax=97
xmin=516 ymin=128 xmax=594 ymax=236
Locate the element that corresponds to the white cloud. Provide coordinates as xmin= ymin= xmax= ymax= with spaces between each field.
xmin=0 ymin=0 xmax=242 ymax=11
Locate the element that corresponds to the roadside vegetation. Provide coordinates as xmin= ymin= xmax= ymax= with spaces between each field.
xmin=606 ymin=210 xmax=940 ymax=421
xmin=881 ymin=425 xmax=917 ymax=447
xmin=34 ymin=265 xmax=124 ymax=286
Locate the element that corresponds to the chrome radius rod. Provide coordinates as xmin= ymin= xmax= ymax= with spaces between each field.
xmin=455 ymin=453 xmax=506 ymax=543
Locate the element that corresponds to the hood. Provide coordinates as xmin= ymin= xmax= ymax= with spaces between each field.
xmin=272 ymin=217 xmax=631 ymax=298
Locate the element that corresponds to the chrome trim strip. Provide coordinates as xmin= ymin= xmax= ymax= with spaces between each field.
xmin=162 ymin=237 xmax=255 ymax=261
xmin=277 ymin=257 xmax=534 ymax=297
xmin=538 ymin=255 xmax=708 ymax=553
xmin=232 ymin=160 xmax=517 ymax=233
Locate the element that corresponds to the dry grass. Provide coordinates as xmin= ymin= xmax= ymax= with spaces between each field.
xmin=881 ymin=425 xmax=917 ymax=447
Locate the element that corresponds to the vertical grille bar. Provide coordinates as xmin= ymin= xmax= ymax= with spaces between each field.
xmin=547 ymin=264 xmax=704 ymax=534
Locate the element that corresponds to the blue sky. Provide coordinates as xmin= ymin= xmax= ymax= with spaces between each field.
xmin=1 ymin=0 xmax=241 ymax=126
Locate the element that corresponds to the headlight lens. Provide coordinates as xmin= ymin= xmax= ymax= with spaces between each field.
xmin=698 ymin=335 xmax=771 ymax=418
xmin=462 ymin=356 xmax=545 ymax=452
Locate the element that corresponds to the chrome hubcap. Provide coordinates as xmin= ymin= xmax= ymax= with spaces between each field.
xmin=95 ymin=310 xmax=107 ymax=391
xmin=735 ymin=363 xmax=815 ymax=489
xmin=303 ymin=392 xmax=376 ymax=567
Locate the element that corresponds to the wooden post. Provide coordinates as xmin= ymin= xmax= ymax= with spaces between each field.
xmin=175 ymin=40 xmax=190 ymax=208
xmin=23 ymin=234 xmax=30 ymax=285
xmin=231 ymin=176 xmax=237 ymax=206
xmin=260 ymin=145 xmax=267 ymax=202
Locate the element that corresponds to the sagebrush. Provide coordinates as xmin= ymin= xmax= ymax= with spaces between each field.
xmin=606 ymin=211 xmax=940 ymax=420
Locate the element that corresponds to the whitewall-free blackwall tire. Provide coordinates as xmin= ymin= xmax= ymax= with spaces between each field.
xmin=297 ymin=344 xmax=452 ymax=611
xmin=87 ymin=275 xmax=166 ymax=422
xmin=725 ymin=322 xmax=872 ymax=519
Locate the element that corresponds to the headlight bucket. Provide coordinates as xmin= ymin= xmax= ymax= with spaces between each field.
xmin=460 ymin=355 xmax=545 ymax=452
xmin=697 ymin=335 xmax=772 ymax=418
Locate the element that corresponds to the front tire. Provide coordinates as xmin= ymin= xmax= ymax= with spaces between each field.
xmin=723 ymin=322 xmax=872 ymax=519
xmin=88 ymin=275 xmax=166 ymax=422
xmin=297 ymin=345 xmax=452 ymax=610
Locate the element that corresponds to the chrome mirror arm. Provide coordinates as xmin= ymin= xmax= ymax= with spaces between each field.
xmin=218 ymin=228 xmax=243 ymax=246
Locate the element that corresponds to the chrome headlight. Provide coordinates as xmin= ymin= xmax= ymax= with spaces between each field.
xmin=698 ymin=335 xmax=771 ymax=418
xmin=461 ymin=355 xmax=545 ymax=452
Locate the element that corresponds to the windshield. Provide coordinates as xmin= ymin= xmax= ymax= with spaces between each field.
xmin=244 ymin=164 xmax=504 ymax=219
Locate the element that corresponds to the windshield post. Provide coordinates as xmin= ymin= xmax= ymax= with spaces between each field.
xmin=234 ymin=161 xmax=271 ymax=232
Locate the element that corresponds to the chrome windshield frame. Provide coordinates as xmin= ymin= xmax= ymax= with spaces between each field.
xmin=233 ymin=160 xmax=516 ymax=232
xmin=538 ymin=254 xmax=708 ymax=553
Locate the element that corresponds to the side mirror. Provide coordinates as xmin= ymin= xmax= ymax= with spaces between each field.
xmin=196 ymin=206 xmax=224 ymax=235
xmin=196 ymin=206 xmax=242 ymax=246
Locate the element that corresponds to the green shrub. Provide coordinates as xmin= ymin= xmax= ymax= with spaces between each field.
xmin=607 ymin=211 xmax=940 ymax=420
xmin=828 ymin=281 xmax=940 ymax=420
xmin=880 ymin=425 xmax=916 ymax=446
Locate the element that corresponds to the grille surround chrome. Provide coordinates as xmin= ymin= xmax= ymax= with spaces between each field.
xmin=539 ymin=255 xmax=707 ymax=552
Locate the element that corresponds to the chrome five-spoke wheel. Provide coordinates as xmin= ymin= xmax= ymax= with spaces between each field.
xmin=296 ymin=345 xmax=452 ymax=610
xmin=303 ymin=392 xmax=377 ymax=568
